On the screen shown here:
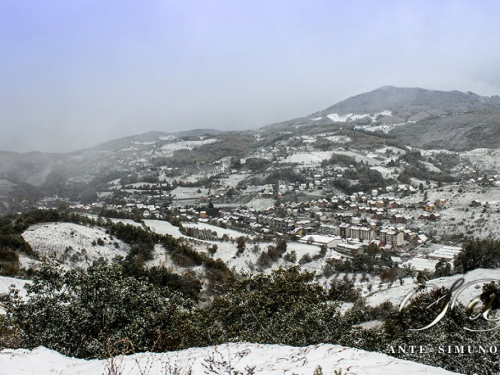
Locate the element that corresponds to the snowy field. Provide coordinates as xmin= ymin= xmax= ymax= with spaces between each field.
xmin=22 ymin=223 xmax=130 ymax=268
xmin=143 ymin=220 xmax=261 ymax=273
xmin=144 ymin=244 xmax=168 ymax=269
xmin=171 ymin=186 xmax=209 ymax=200
xmin=463 ymin=148 xmax=500 ymax=171
xmin=219 ymin=173 xmax=248 ymax=188
xmin=141 ymin=219 xmax=337 ymax=275
xmin=178 ymin=173 xmax=219 ymax=183
xmin=325 ymin=135 xmax=352 ymax=144
xmin=144 ymin=219 xmax=183 ymax=237
xmin=356 ymin=122 xmax=409 ymax=134
xmin=327 ymin=110 xmax=392 ymax=123
xmin=327 ymin=113 xmax=354 ymax=122
xmin=422 ymin=160 xmax=442 ymax=172
xmin=418 ymin=147 xmax=500 ymax=174
xmin=281 ymin=151 xmax=333 ymax=166
xmin=107 ymin=218 xmax=144 ymax=227
xmin=244 ymin=197 xmax=275 ymax=210
xmin=183 ymin=222 xmax=254 ymax=240
xmin=152 ymin=139 xmax=219 ymax=158
xmin=0 ymin=276 xmax=28 ymax=296
xmin=118 ymin=182 xmax=160 ymax=188
xmin=188 ymin=238 xmax=343 ymax=276
xmin=374 ymin=146 xmax=406 ymax=155
xmin=371 ymin=165 xmax=395 ymax=178
xmin=0 ymin=343 xmax=461 ymax=375
xmin=18 ymin=254 xmax=40 ymax=270
xmin=332 ymin=150 xmax=386 ymax=166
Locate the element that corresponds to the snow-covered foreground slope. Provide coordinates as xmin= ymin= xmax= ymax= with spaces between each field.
xmin=0 ymin=343 xmax=461 ymax=375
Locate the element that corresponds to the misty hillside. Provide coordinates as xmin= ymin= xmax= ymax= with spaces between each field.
xmin=263 ymin=86 xmax=500 ymax=151
xmin=0 ymin=129 xmax=225 ymax=196
xmin=389 ymin=108 xmax=500 ymax=150
xmin=90 ymin=129 xmax=224 ymax=151
xmin=315 ymin=86 xmax=500 ymax=150
xmin=2 ymin=85 xmax=500 ymax=200
xmin=316 ymin=85 xmax=500 ymax=117
xmin=263 ymin=85 xmax=500 ymax=129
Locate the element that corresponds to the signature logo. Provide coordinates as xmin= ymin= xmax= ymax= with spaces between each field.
xmin=399 ymin=278 xmax=500 ymax=332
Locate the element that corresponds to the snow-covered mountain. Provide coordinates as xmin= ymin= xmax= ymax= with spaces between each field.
xmin=264 ymin=86 xmax=500 ymax=150
xmin=318 ymin=86 xmax=499 ymax=117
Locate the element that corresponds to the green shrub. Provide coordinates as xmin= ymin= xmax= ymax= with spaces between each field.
xmin=6 ymin=260 xmax=192 ymax=358
xmin=205 ymin=267 xmax=348 ymax=345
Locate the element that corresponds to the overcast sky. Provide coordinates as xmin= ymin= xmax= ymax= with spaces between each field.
xmin=1 ymin=0 xmax=500 ymax=153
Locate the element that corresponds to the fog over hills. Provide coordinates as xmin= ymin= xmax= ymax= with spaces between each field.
xmin=2 ymin=85 xmax=500 ymax=194
xmin=89 ymin=129 xmax=224 ymax=151
xmin=317 ymin=85 xmax=500 ymax=115
xmin=87 ymin=86 xmax=500 ymax=152
xmin=4 ymin=86 xmax=500 ymax=155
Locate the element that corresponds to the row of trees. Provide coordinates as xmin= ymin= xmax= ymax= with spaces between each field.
xmin=454 ymin=238 xmax=500 ymax=272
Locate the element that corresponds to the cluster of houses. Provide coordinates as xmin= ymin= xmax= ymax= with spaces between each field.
xmin=14 ymin=139 xmax=489 ymax=277
xmin=33 ymin=178 xmax=448 ymax=259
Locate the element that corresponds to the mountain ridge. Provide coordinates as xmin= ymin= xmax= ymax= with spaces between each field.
xmin=262 ymin=85 xmax=500 ymax=150
xmin=4 ymin=86 xmax=500 ymax=154
xmin=315 ymin=85 xmax=499 ymax=116
xmin=83 ymin=129 xmax=225 ymax=152
xmin=2 ymin=85 xmax=500 ymax=193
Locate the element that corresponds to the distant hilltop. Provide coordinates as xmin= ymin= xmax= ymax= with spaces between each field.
xmin=265 ymin=86 xmax=500 ymax=151
xmin=318 ymin=86 xmax=500 ymax=116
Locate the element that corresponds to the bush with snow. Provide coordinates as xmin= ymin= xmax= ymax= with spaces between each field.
xmin=5 ymin=260 xmax=193 ymax=358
